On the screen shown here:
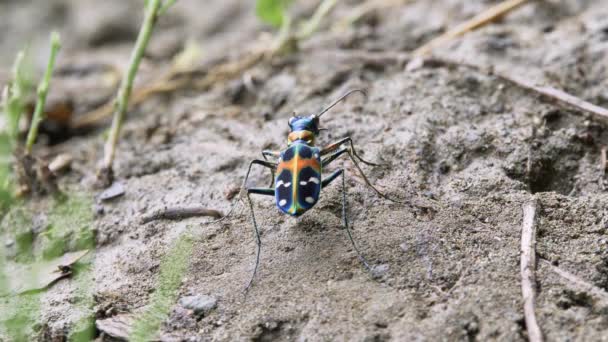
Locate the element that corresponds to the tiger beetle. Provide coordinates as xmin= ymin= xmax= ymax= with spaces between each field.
xmin=241 ymin=89 xmax=399 ymax=290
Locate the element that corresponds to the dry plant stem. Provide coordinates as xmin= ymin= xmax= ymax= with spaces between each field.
xmin=418 ymin=56 xmax=608 ymax=119
xmin=141 ymin=206 xmax=222 ymax=224
xmin=476 ymin=64 xmax=608 ymax=120
xmin=73 ymin=51 xmax=264 ymax=129
xmin=332 ymin=0 xmax=410 ymax=31
xmin=25 ymin=32 xmax=61 ymax=155
xmin=520 ymin=198 xmax=543 ymax=342
xmin=316 ymin=49 xmax=608 ymax=121
xmin=101 ymin=0 xmax=164 ymax=179
xmin=412 ymin=0 xmax=530 ymax=57
xmin=539 ymin=259 xmax=608 ymax=306
xmin=75 ymin=0 xmax=339 ymax=130
xmin=601 ymin=146 xmax=607 ymax=175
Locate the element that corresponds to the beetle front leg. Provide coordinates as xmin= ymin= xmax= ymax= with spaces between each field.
xmin=320 ymin=137 xmax=382 ymax=167
xmin=261 ymin=150 xmax=280 ymax=187
xmin=242 ymin=159 xmax=276 ymax=190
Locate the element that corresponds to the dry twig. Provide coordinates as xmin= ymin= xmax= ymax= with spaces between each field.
xmin=314 ymin=50 xmax=608 ymax=122
xmin=141 ymin=206 xmax=223 ymax=224
xmin=332 ymin=0 xmax=410 ymax=32
xmin=539 ymin=258 xmax=608 ymax=307
xmin=412 ymin=0 xmax=531 ymax=57
xmin=520 ymin=198 xmax=543 ymax=342
xmin=601 ymin=146 xmax=608 ymax=174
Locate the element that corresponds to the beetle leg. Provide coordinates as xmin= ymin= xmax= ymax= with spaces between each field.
xmin=244 ymin=187 xmax=274 ymax=292
xmin=322 ymin=169 xmax=372 ymax=271
xmin=321 ymin=168 xmax=343 ymax=188
xmin=322 ymin=147 xmax=404 ymax=204
xmin=320 ymin=137 xmax=381 ymax=167
xmin=261 ymin=150 xmax=280 ymax=187
xmin=242 ymin=159 xmax=276 ymax=190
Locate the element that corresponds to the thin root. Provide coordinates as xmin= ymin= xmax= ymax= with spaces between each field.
xmin=141 ymin=206 xmax=223 ymax=224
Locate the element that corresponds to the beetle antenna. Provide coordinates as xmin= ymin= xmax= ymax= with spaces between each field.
xmin=313 ymin=89 xmax=367 ymax=118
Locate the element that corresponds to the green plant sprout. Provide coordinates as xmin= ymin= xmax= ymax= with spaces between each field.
xmin=129 ymin=233 xmax=194 ymax=341
xmin=256 ymin=0 xmax=293 ymax=28
xmin=297 ymin=0 xmax=338 ymax=40
xmin=0 ymin=48 xmax=33 ymax=209
xmin=99 ymin=0 xmax=176 ymax=186
xmin=2 ymin=50 xmax=32 ymax=147
xmin=0 ymin=194 xmax=95 ymax=340
xmin=24 ymin=32 xmax=61 ymax=155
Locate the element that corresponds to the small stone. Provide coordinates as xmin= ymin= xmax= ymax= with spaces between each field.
xmin=371 ymin=264 xmax=390 ymax=279
xmin=48 ymin=153 xmax=73 ymax=173
xmin=99 ymin=182 xmax=125 ymax=201
xmin=179 ymin=294 xmax=217 ymax=317
xmin=94 ymin=203 xmax=105 ymax=216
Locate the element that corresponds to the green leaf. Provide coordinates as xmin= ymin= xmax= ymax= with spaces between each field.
xmin=256 ymin=0 xmax=292 ymax=28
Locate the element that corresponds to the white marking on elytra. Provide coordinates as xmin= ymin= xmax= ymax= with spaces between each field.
xmin=314 ymin=153 xmax=320 ymax=159
xmin=299 ymin=177 xmax=320 ymax=186
xmin=284 ymin=182 xmax=291 ymax=187
xmin=279 ymin=199 xmax=287 ymax=206
xmin=305 ymin=197 xmax=315 ymax=204
xmin=276 ymin=180 xmax=284 ymax=186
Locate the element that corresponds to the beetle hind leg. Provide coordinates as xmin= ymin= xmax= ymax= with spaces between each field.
xmin=322 ymin=147 xmax=404 ymax=204
xmin=244 ymin=187 xmax=274 ymax=292
xmin=322 ymin=169 xmax=372 ymax=271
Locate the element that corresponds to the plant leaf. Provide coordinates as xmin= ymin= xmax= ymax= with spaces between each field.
xmin=256 ymin=0 xmax=292 ymax=28
xmin=1 ymin=249 xmax=89 ymax=296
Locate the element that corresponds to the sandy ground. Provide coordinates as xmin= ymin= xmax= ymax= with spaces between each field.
xmin=2 ymin=0 xmax=608 ymax=340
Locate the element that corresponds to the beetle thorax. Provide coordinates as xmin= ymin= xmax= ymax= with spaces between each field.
xmin=287 ymin=130 xmax=316 ymax=146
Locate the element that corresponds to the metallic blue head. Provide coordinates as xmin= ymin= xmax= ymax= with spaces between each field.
xmin=288 ymin=115 xmax=319 ymax=134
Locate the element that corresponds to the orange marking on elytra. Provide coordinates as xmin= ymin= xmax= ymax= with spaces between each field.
xmin=277 ymin=158 xmax=320 ymax=174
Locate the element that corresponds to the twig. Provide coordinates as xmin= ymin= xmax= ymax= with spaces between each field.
xmin=73 ymin=46 xmax=265 ymax=130
xmin=505 ymin=77 xmax=608 ymax=119
xmin=25 ymin=32 xmax=61 ymax=155
xmin=98 ymin=0 xmax=171 ymax=186
xmin=601 ymin=146 xmax=607 ymax=175
xmin=413 ymin=55 xmax=608 ymax=119
xmin=520 ymin=198 xmax=543 ymax=342
xmin=332 ymin=0 xmax=410 ymax=31
xmin=412 ymin=0 xmax=530 ymax=57
xmin=72 ymin=0 xmax=346 ymax=130
xmin=141 ymin=206 xmax=223 ymax=224
xmin=71 ymin=76 xmax=188 ymax=129
xmin=539 ymin=258 xmax=608 ymax=306
xmin=313 ymin=49 xmax=608 ymax=121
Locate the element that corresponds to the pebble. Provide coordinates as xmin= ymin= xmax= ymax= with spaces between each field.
xmin=179 ymin=294 xmax=217 ymax=317
xmin=371 ymin=264 xmax=390 ymax=279
xmin=99 ymin=182 xmax=125 ymax=201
